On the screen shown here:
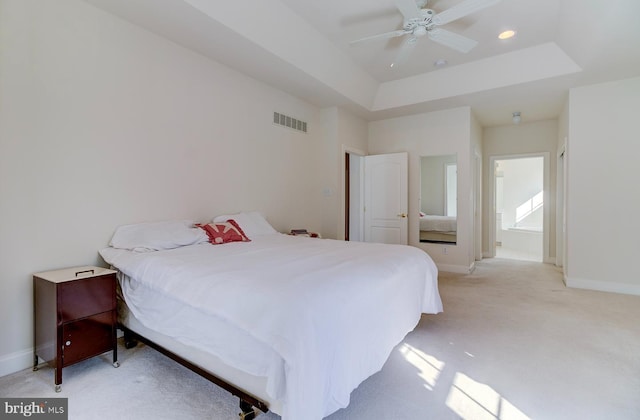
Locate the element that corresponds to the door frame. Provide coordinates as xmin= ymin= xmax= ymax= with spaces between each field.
xmin=341 ymin=145 xmax=365 ymax=241
xmin=474 ymin=150 xmax=482 ymax=261
xmin=488 ymin=152 xmax=550 ymax=261
xmin=556 ymin=139 xmax=567 ymax=270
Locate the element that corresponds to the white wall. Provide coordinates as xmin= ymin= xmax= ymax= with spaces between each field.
xmin=498 ymin=157 xmax=544 ymax=229
xmin=482 ymin=120 xmax=558 ymax=261
xmin=0 ymin=0 xmax=331 ymax=375
xmin=368 ymin=107 xmax=475 ymax=273
xmin=319 ymin=107 xmax=369 ymax=241
xmin=565 ymin=76 xmax=640 ymax=295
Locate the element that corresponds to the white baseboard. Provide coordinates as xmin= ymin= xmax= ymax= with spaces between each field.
xmin=0 ymin=347 xmax=34 ymax=378
xmin=2 ymin=332 xmax=125 ymax=378
xmin=437 ymin=263 xmax=475 ymax=274
xmin=481 ymin=250 xmax=557 ymax=264
xmin=565 ymin=276 xmax=640 ymax=297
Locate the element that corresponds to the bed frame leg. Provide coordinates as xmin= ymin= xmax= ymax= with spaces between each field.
xmin=238 ymin=399 xmax=256 ymax=420
xmin=123 ymin=329 xmax=138 ymax=349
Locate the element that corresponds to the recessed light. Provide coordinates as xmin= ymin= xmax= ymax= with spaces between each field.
xmin=512 ymin=111 xmax=521 ymax=124
xmin=434 ymin=59 xmax=448 ymax=68
xmin=498 ymin=30 xmax=516 ymax=40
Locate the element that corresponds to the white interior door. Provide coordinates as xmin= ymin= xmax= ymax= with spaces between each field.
xmin=364 ymin=152 xmax=408 ymax=245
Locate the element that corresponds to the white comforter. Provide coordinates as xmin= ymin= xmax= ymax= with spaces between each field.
xmin=100 ymin=234 xmax=441 ymax=420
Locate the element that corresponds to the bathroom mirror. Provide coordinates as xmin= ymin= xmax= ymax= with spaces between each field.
xmin=419 ymin=154 xmax=457 ymax=244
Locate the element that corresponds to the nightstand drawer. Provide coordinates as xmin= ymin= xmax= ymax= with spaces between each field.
xmin=62 ymin=311 xmax=113 ymax=366
xmin=59 ymin=274 xmax=115 ymax=322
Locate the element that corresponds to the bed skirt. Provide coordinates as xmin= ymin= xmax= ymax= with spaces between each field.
xmin=117 ymin=299 xmax=280 ymax=416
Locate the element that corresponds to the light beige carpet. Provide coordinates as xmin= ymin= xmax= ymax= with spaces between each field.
xmin=2 ymin=258 xmax=639 ymax=419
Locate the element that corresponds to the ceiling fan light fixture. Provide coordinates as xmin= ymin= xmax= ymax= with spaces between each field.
xmin=498 ymin=29 xmax=516 ymax=40
xmin=414 ymin=26 xmax=427 ymax=37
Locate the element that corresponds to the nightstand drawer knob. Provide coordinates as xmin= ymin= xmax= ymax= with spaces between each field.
xmin=65 ymin=341 xmax=71 ymax=346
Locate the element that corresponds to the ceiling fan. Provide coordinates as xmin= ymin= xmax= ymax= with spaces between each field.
xmin=351 ymin=0 xmax=501 ymax=67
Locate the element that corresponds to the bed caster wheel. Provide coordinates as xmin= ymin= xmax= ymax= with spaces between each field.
xmin=113 ymin=361 xmax=120 ymax=368
xmin=239 ymin=401 xmax=256 ymax=420
xmin=55 ymin=385 xmax=61 ymax=393
xmin=124 ymin=339 xmax=138 ymax=349
xmin=32 ymin=366 xmax=38 ymax=372
xmin=238 ymin=411 xmax=256 ymax=420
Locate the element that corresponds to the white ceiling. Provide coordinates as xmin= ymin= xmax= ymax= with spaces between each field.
xmin=85 ymin=0 xmax=640 ymax=126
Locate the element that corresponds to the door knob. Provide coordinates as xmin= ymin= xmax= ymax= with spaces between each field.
xmin=397 ymin=213 xmax=407 ymax=218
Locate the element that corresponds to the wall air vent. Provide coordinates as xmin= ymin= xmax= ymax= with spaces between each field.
xmin=273 ymin=112 xmax=307 ymax=133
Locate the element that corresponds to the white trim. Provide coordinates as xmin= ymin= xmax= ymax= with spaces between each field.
xmin=555 ymin=140 xmax=567 ymax=270
xmin=437 ymin=262 xmax=475 ymax=274
xmin=543 ymin=257 xmax=556 ymax=265
xmin=565 ymin=276 xmax=640 ymax=297
xmin=0 ymin=347 xmax=34 ymax=378
xmin=474 ymin=151 xmax=483 ymax=262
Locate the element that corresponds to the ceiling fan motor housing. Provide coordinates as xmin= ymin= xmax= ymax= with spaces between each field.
xmin=403 ymin=9 xmax=435 ymax=37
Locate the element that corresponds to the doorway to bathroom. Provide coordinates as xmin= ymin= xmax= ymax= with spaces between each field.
xmin=494 ymin=156 xmax=545 ymax=262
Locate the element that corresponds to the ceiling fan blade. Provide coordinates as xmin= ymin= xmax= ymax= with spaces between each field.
xmin=391 ymin=36 xmax=418 ymax=68
xmin=394 ymin=0 xmax=422 ymax=21
xmin=350 ymin=29 xmax=408 ymax=44
xmin=427 ymin=28 xmax=478 ymax=53
xmin=432 ymin=0 xmax=501 ymax=25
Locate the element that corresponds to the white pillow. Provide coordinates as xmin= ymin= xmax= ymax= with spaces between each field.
xmin=213 ymin=211 xmax=278 ymax=237
xmin=109 ymin=220 xmax=208 ymax=252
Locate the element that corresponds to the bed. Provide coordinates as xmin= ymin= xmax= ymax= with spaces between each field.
xmin=99 ymin=213 xmax=442 ymax=420
xmin=419 ymin=213 xmax=457 ymax=243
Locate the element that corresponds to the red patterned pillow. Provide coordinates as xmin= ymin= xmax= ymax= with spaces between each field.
xmin=197 ymin=220 xmax=250 ymax=244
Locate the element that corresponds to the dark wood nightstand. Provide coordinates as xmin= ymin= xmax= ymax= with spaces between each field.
xmin=33 ymin=266 xmax=119 ymax=392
